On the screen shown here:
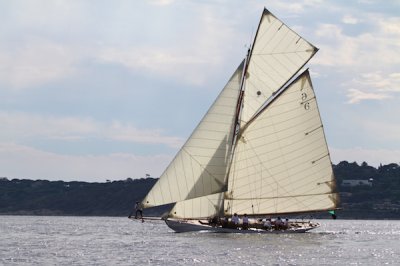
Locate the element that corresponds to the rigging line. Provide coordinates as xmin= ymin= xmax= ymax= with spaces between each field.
xmin=241 ymin=69 xmax=312 ymax=135
xmin=268 ymin=24 xmax=292 ymax=54
xmin=312 ymin=153 xmax=330 ymax=164
xmin=236 ymin=117 xmax=319 ymax=155
xmin=242 ymin=136 xmax=261 ymax=213
xmin=172 ymin=159 xmax=182 ymax=201
xmin=253 ymin=51 xmax=313 ymax=55
xmin=243 ymin=132 xmax=324 ymax=210
xmin=180 ymin=147 xmax=190 ymax=200
xmin=246 ymin=109 xmax=318 ymax=138
xmin=305 ymin=125 xmax=323 ymax=136
xmin=257 ymin=52 xmax=288 ymax=85
xmin=226 ymin=191 xmax=336 ymax=200
xmin=257 ymin=22 xmax=287 ymax=54
xmin=249 ymin=54 xmax=282 ymax=89
xmin=235 ymin=120 xmax=325 ymax=166
xmin=181 ymin=148 xmax=226 ymax=194
xmin=189 ymin=160 xmax=195 ymax=217
xmin=300 ymin=96 xmax=316 ymax=105
xmin=225 ymin=53 xmax=251 ymax=214
xmin=251 ymin=12 xmax=279 ymax=55
xmin=272 ymin=53 xmax=296 ymax=78
xmin=232 ymin=148 xmax=331 ymax=196
xmin=277 ymin=29 xmax=298 ymax=53
xmin=241 ymin=131 xmax=294 ymax=202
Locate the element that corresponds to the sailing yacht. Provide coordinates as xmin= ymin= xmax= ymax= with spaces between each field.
xmin=134 ymin=8 xmax=339 ymax=233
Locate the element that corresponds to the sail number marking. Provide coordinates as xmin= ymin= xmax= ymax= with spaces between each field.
xmin=300 ymin=92 xmax=310 ymax=110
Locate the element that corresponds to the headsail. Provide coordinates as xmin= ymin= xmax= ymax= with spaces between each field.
xmin=168 ymin=192 xmax=225 ymax=219
xmin=225 ymin=70 xmax=338 ymax=216
xmin=142 ymin=61 xmax=244 ymax=208
xmin=241 ymin=8 xmax=318 ymax=126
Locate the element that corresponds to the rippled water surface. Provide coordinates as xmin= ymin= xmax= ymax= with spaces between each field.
xmin=1 ymin=216 xmax=399 ymax=265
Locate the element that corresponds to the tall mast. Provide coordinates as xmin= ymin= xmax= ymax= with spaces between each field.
xmin=223 ymin=10 xmax=266 ymax=216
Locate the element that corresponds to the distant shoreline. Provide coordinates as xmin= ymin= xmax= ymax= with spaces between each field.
xmin=1 ymin=161 xmax=400 ymax=219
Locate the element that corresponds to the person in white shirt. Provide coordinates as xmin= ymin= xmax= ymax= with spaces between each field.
xmin=264 ymin=218 xmax=272 ymax=230
xmin=231 ymin=213 xmax=239 ymax=228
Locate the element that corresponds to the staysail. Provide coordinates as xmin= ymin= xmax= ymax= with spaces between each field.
xmin=169 ymin=192 xmax=225 ymax=219
xmin=142 ymin=61 xmax=244 ymax=208
xmin=241 ymin=8 xmax=318 ymax=126
xmin=225 ymin=70 xmax=339 ymax=216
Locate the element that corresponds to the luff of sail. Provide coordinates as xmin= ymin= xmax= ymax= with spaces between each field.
xmin=225 ymin=70 xmax=338 ymax=216
xmin=142 ymin=61 xmax=244 ymax=208
xmin=241 ymin=8 xmax=318 ymax=126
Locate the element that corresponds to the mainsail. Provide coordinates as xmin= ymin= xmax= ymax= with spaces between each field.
xmin=141 ymin=8 xmax=338 ymax=220
xmin=225 ymin=70 xmax=338 ymax=216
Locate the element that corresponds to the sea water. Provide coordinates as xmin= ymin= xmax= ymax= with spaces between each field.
xmin=0 ymin=216 xmax=399 ymax=265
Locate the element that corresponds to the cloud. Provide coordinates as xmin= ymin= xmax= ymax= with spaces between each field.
xmin=379 ymin=17 xmax=400 ymax=35
xmin=343 ymin=71 xmax=400 ymax=103
xmin=0 ymin=142 xmax=171 ymax=181
xmin=107 ymin=121 xmax=184 ymax=148
xmin=0 ymin=112 xmax=184 ymax=148
xmin=345 ymin=89 xmax=390 ymax=103
xmin=0 ymin=38 xmax=78 ymax=89
xmin=342 ymin=14 xmax=360 ymax=24
xmin=148 ymin=0 xmax=175 ymax=6
xmin=98 ymin=47 xmax=211 ymax=86
xmin=267 ymin=0 xmax=324 ymax=15
xmin=312 ymin=12 xmax=400 ymax=103
xmin=96 ymin=5 xmax=243 ymax=87
xmin=346 ymin=89 xmax=390 ymax=104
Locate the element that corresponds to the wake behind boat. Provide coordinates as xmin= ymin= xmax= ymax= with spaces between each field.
xmin=132 ymin=8 xmax=339 ymax=234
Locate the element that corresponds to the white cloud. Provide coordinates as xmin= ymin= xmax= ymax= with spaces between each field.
xmin=346 ymin=89 xmax=390 ymax=104
xmin=107 ymin=121 xmax=183 ymax=148
xmin=343 ymin=71 xmax=400 ymax=103
xmin=0 ymin=142 xmax=171 ymax=181
xmin=98 ymin=47 xmax=210 ymax=86
xmin=96 ymin=5 xmax=242 ymax=87
xmin=0 ymin=112 xmax=184 ymax=148
xmin=148 ymin=0 xmax=175 ymax=6
xmin=0 ymin=38 xmax=78 ymax=89
xmin=379 ymin=17 xmax=400 ymax=35
xmin=267 ymin=0 xmax=323 ymax=15
xmin=330 ymin=147 xmax=400 ymax=167
xmin=312 ymin=13 xmax=400 ymax=103
xmin=342 ymin=14 xmax=360 ymax=24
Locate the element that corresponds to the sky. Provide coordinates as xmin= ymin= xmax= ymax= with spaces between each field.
xmin=0 ymin=0 xmax=399 ymax=182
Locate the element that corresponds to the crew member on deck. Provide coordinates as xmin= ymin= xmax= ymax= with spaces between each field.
xmin=242 ymin=214 xmax=249 ymax=230
xmin=134 ymin=201 xmax=143 ymax=219
xmin=231 ymin=213 xmax=239 ymax=228
xmin=264 ymin=218 xmax=272 ymax=230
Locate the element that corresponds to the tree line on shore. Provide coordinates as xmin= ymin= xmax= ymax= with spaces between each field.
xmin=1 ymin=161 xmax=399 ymax=219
